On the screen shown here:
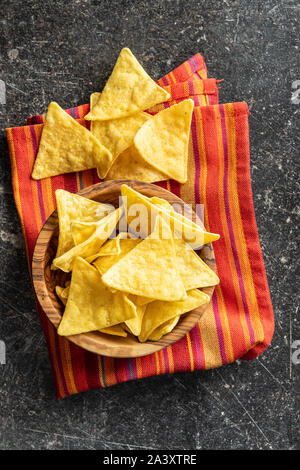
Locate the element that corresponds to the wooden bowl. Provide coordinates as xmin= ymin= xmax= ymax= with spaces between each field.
xmin=32 ymin=180 xmax=216 ymax=358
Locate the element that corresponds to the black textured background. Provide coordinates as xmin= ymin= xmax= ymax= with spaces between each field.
xmin=0 ymin=0 xmax=299 ymax=450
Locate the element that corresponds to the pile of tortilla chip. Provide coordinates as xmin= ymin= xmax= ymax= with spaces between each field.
xmin=31 ymin=48 xmax=194 ymax=184
xmin=53 ymin=184 xmax=220 ymax=342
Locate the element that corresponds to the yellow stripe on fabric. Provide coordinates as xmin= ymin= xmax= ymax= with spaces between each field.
xmin=168 ymin=70 xmax=177 ymax=84
xmin=198 ymin=304 xmax=223 ymax=369
xmin=194 ymin=111 xmax=222 ymax=368
xmin=155 ymin=352 xmax=160 ymax=375
xmin=224 ymin=104 xmax=264 ymax=343
xmin=186 ymin=332 xmax=195 ymax=372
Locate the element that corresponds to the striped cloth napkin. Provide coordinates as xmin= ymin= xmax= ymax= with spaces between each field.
xmin=6 ymin=53 xmax=274 ymax=398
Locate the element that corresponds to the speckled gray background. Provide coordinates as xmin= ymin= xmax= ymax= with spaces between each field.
xmin=0 ymin=0 xmax=299 ymax=450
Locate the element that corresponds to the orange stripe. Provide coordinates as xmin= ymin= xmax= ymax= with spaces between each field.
xmin=167 ymin=346 xmax=174 ymax=374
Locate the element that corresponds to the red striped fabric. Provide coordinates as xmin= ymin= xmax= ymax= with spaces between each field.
xmin=6 ymin=54 xmax=274 ymax=398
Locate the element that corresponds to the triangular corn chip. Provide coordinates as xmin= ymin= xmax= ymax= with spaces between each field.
xmin=124 ymin=298 xmax=146 ymax=337
xmin=101 ymin=216 xmax=186 ymax=301
xmin=148 ymin=315 xmax=180 ymax=341
xmin=105 ymin=145 xmax=168 ymax=183
xmin=58 ymin=257 xmax=136 ymax=336
xmin=93 ymin=238 xmax=141 ymax=275
xmin=174 ymin=239 xmax=220 ymax=289
xmin=100 ymin=325 xmax=127 ymax=337
xmin=52 ymin=207 xmax=122 ymax=272
xmin=85 ymin=232 xmax=133 ymax=263
xmin=139 ymin=289 xmax=210 ymax=342
xmin=134 ymin=99 xmax=194 ymax=183
xmin=90 ymin=93 xmax=152 ymax=178
xmin=84 ymin=48 xmax=170 ymax=121
xmin=31 ymin=102 xmax=112 ymax=180
xmin=121 ymin=184 xmax=220 ymax=248
xmin=71 ymin=220 xmax=98 ymax=246
xmin=55 ymin=286 xmax=68 ymax=306
xmin=55 ymin=189 xmax=113 ymax=259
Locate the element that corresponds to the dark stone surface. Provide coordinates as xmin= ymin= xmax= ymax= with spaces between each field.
xmin=0 ymin=0 xmax=299 ymax=450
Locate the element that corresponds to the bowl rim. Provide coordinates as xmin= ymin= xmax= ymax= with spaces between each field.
xmin=32 ymin=180 xmax=216 ymax=358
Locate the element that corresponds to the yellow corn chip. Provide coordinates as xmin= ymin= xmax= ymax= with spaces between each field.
xmin=31 ymin=102 xmax=112 ymax=180
xmin=58 ymin=257 xmax=136 ymax=336
xmin=55 ymin=286 xmax=68 ymax=306
xmin=124 ymin=298 xmax=146 ymax=337
xmin=121 ymin=184 xmax=219 ymax=248
xmin=149 ymin=196 xmax=173 ymax=210
xmin=93 ymin=238 xmax=141 ymax=275
xmin=55 ymin=189 xmax=113 ymax=259
xmin=99 ymin=325 xmax=127 ymax=337
xmin=139 ymin=289 xmax=210 ymax=343
xmin=71 ymin=220 xmax=98 ymax=246
xmin=101 ymin=216 xmax=186 ymax=301
xmin=85 ymin=232 xmax=133 ymax=263
xmin=90 ymin=93 xmax=152 ymax=178
xmin=52 ymin=207 xmax=122 ymax=272
xmin=132 ymin=295 xmax=154 ymax=307
xmin=84 ymin=48 xmax=170 ymax=121
xmin=174 ymin=239 xmax=220 ymax=289
xmin=105 ymin=145 xmax=168 ymax=183
xmin=134 ymin=99 xmax=194 ymax=183
xmin=148 ymin=315 xmax=180 ymax=341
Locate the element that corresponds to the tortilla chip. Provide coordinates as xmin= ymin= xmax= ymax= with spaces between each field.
xmin=149 ymin=196 xmax=173 ymax=210
xmin=175 ymin=239 xmax=220 ymax=289
xmin=105 ymin=145 xmax=168 ymax=183
xmin=124 ymin=299 xmax=146 ymax=337
xmin=84 ymin=48 xmax=170 ymax=121
xmin=31 ymin=102 xmax=112 ymax=180
xmin=132 ymin=295 xmax=154 ymax=307
xmin=52 ymin=207 xmax=122 ymax=272
xmin=134 ymin=99 xmax=194 ymax=183
xmin=139 ymin=289 xmax=210 ymax=342
xmin=54 ymin=189 xmax=113 ymax=259
xmin=101 ymin=216 xmax=186 ymax=301
xmin=71 ymin=220 xmax=98 ymax=246
xmin=93 ymin=238 xmax=141 ymax=275
xmin=99 ymin=325 xmax=127 ymax=337
xmin=90 ymin=93 xmax=152 ymax=178
xmin=55 ymin=286 xmax=68 ymax=306
xmin=85 ymin=232 xmax=133 ymax=263
xmin=121 ymin=184 xmax=220 ymax=248
xmin=58 ymin=257 xmax=136 ymax=336
xmin=148 ymin=315 xmax=180 ymax=341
